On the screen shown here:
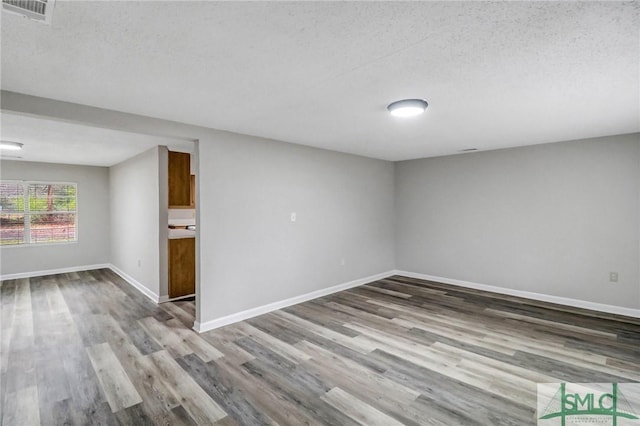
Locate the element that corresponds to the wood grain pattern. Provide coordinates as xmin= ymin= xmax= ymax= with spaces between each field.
xmin=1 ymin=269 xmax=638 ymax=425
xmin=2 ymin=385 xmax=41 ymax=426
xmin=169 ymin=237 xmax=196 ymax=298
xmin=168 ymin=150 xmax=191 ymax=207
xmin=147 ymin=350 xmax=228 ymax=424
xmin=86 ymin=342 xmax=143 ymax=412
xmin=321 ymin=387 xmax=405 ymax=426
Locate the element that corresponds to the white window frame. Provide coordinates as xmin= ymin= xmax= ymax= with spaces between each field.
xmin=0 ymin=180 xmax=78 ymax=247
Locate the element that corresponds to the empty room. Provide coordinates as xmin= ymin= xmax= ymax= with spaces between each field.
xmin=1 ymin=1 xmax=639 ymax=425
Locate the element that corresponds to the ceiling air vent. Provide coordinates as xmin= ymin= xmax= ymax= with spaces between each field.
xmin=459 ymin=148 xmax=478 ymax=152
xmin=2 ymin=0 xmax=55 ymax=24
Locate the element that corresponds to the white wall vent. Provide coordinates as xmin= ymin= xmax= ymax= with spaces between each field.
xmin=2 ymin=0 xmax=55 ymax=24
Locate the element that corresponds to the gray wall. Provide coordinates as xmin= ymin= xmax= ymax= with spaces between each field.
xmin=395 ymin=134 xmax=640 ymax=309
xmin=199 ymin=133 xmax=395 ymax=320
xmin=109 ymin=147 xmax=163 ymax=298
xmin=1 ymin=92 xmax=396 ymax=324
xmin=0 ymin=160 xmax=110 ymax=276
xmin=4 ymin=92 xmax=636 ymax=319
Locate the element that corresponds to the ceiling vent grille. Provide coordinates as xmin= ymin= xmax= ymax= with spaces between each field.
xmin=2 ymin=0 xmax=55 ymax=24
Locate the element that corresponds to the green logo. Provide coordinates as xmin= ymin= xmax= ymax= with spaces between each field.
xmin=538 ymin=383 xmax=639 ymax=425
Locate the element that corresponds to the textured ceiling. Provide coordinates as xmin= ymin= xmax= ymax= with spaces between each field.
xmin=1 ymin=113 xmax=193 ymax=166
xmin=1 ymin=1 xmax=638 ymax=161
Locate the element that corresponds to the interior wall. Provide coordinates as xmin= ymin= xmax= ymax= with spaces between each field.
xmin=395 ymin=133 xmax=640 ymax=309
xmin=168 ymin=209 xmax=196 ymax=221
xmin=1 ymin=92 xmax=396 ymax=325
xmin=109 ymin=146 xmax=162 ymax=299
xmin=158 ymin=146 xmax=169 ymax=299
xmin=0 ymin=160 xmax=110 ymax=277
xmin=5 ymin=92 xmax=635 ymax=319
xmin=199 ymin=132 xmax=395 ymax=322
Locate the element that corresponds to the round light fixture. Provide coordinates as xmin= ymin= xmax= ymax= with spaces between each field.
xmin=387 ymin=99 xmax=428 ymax=117
xmin=0 ymin=141 xmax=23 ymax=151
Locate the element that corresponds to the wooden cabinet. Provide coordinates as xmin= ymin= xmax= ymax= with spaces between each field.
xmin=168 ymin=151 xmax=191 ymax=208
xmin=168 ymin=238 xmax=195 ymax=298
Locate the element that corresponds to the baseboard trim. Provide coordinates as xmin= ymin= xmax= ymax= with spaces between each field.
xmin=0 ymin=263 xmax=111 ymax=282
xmin=159 ymin=293 xmax=195 ymax=303
xmin=395 ymin=270 xmax=640 ymax=319
xmin=193 ymin=270 xmax=396 ymax=333
xmin=108 ymin=264 xmax=160 ymax=304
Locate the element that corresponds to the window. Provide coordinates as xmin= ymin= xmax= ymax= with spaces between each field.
xmin=0 ymin=181 xmax=77 ymax=246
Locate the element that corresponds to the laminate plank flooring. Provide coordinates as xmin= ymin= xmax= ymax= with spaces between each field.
xmin=1 ymin=269 xmax=638 ymax=425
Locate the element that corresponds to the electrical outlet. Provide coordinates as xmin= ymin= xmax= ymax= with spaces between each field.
xmin=609 ymin=272 xmax=618 ymax=282
xmin=340 ymin=258 xmax=346 ymax=266
xmin=290 ymin=212 xmax=296 ymax=222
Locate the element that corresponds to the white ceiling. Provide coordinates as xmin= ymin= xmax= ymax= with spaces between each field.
xmin=1 ymin=1 xmax=638 ymax=161
xmin=1 ymin=113 xmax=193 ymax=166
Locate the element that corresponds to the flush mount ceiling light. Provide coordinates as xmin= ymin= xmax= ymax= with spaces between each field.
xmin=387 ymin=99 xmax=428 ymax=117
xmin=0 ymin=141 xmax=23 ymax=151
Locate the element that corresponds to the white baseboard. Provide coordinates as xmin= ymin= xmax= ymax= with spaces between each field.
xmin=395 ymin=270 xmax=640 ymax=319
xmin=0 ymin=262 xmax=163 ymax=306
xmin=108 ymin=264 xmax=160 ymax=303
xmin=0 ymin=263 xmax=110 ymax=282
xmin=7 ymin=263 xmax=635 ymax=326
xmin=193 ymin=270 xmax=396 ymax=333
xmin=158 ymin=293 xmax=195 ymax=303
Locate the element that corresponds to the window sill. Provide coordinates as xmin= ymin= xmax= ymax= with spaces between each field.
xmin=0 ymin=240 xmax=79 ymax=249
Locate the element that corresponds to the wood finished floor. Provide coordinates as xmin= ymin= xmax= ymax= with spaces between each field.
xmin=1 ymin=269 xmax=639 ymax=425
